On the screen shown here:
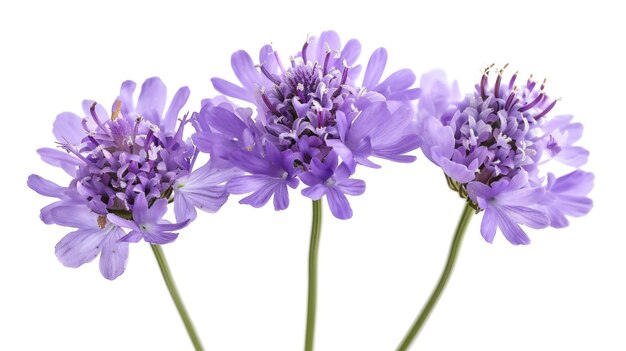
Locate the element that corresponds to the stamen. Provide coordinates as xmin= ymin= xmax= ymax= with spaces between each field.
xmin=272 ymin=49 xmax=286 ymax=74
xmin=540 ymin=78 xmax=547 ymax=91
xmin=323 ymin=42 xmax=332 ymax=75
xmin=260 ymin=88 xmax=281 ymax=116
xmin=534 ymin=99 xmax=557 ymax=120
xmin=518 ymin=93 xmax=544 ymax=112
xmin=296 ymin=83 xmax=306 ymax=101
xmin=504 ymin=92 xmax=516 ymax=110
xmin=527 ymin=74 xmax=536 ymax=92
xmin=302 ymin=35 xmax=310 ymax=64
xmin=508 ymin=71 xmax=518 ymax=90
xmin=258 ymin=64 xmax=281 ymax=85
xmin=494 ymin=72 xmax=502 ymax=98
xmin=89 ymin=102 xmax=111 ymax=136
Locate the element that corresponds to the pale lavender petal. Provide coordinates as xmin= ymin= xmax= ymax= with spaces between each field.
xmin=205 ymin=106 xmax=247 ymax=139
xmin=420 ymin=118 xmax=455 ymax=161
xmin=273 ymin=182 xmax=289 ymax=210
xmin=49 ymin=205 xmax=98 ymax=229
xmin=53 ymin=112 xmax=85 ymax=145
xmin=502 ymin=205 xmax=550 ymax=229
xmin=231 ymin=50 xmax=261 ymax=89
xmin=163 ymin=86 xmax=190 ymax=133
xmin=131 ymin=192 xmax=149 ymax=225
xmin=151 ymin=220 xmax=190 ymax=233
xmin=99 ymin=226 xmax=128 ymax=280
xmin=118 ymin=231 xmax=143 ymax=243
xmin=37 ymin=148 xmax=81 ymax=176
xmin=239 ymin=181 xmax=280 ymax=208
xmin=314 ymin=31 xmax=341 ymax=62
xmin=337 ymin=179 xmax=366 ymax=196
xmin=174 ymin=190 xmax=196 ymax=222
xmin=301 ymin=184 xmax=327 ymax=200
xmin=552 ymin=195 xmax=593 ymax=217
xmin=555 ymin=147 xmax=589 ymax=167
xmin=27 ymin=174 xmax=66 ymax=198
xmin=495 ymin=209 xmax=531 ymax=245
xmin=228 ymin=175 xmax=273 ymax=194
xmin=363 ymin=48 xmax=387 ymax=88
xmin=550 ymin=170 xmax=594 ymax=195
xmin=496 ymin=188 xmax=545 ymax=206
xmin=326 ymin=188 xmax=353 ymax=220
xmin=118 ymin=80 xmax=137 ymax=116
xmin=106 ymin=214 xmax=139 ymax=231
xmin=145 ymin=198 xmax=168 ymax=225
xmin=480 ymin=208 xmax=497 ymax=243
xmin=375 ymin=69 xmax=416 ymax=96
xmin=55 ymin=228 xmax=107 ymax=268
xmin=338 ymin=39 xmax=361 ymax=66
xmin=136 ymin=77 xmax=166 ymax=125
xmin=142 ymin=231 xmax=178 ymax=245
xmin=438 ymin=158 xmax=476 ymax=184
xmin=211 ymin=78 xmax=254 ymax=102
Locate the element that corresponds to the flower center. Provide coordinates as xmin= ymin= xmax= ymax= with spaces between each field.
xmin=444 ymin=65 xmax=557 ymax=184
xmin=258 ymin=45 xmax=353 ymax=152
xmin=66 ymin=102 xmax=192 ymax=216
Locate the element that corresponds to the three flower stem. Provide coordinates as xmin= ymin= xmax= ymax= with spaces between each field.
xmin=396 ymin=202 xmax=474 ymax=351
xmin=305 ymin=200 xmax=323 ymax=351
xmin=151 ymin=244 xmax=204 ymax=351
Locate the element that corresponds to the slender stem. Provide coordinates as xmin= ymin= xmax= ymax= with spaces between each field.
xmin=151 ymin=244 xmax=204 ymax=351
xmin=305 ymin=200 xmax=323 ymax=351
xmin=396 ymin=203 xmax=474 ymax=351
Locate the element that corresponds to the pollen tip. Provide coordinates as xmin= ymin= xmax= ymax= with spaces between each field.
xmin=97 ymin=215 xmax=107 ymax=229
xmin=111 ymin=99 xmax=122 ymax=121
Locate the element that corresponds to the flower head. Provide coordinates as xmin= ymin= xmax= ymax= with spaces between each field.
xmin=418 ymin=66 xmax=593 ymax=244
xmin=28 ymin=78 xmax=236 ymax=279
xmin=194 ymin=31 xmax=420 ymax=219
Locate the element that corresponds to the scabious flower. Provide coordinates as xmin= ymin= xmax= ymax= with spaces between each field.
xmin=193 ymin=31 xmax=420 ymax=219
xmin=28 ymin=77 xmax=237 ymax=279
xmin=417 ymin=66 xmax=593 ymax=244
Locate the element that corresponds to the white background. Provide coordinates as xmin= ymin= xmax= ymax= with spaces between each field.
xmin=1 ymin=1 xmax=623 ymax=350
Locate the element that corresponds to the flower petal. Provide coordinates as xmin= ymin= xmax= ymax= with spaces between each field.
xmin=27 ymin=174 xmax=66 ymax=198
xmin=37 ymin=148 xmax=81 ymax=176
xmin=480 ymin=208 xmax=497 ymax=243
xmin=162 ymin=86 xmax=190 ymax=134
xmin=363 ymin=47 xmax=387 ymax=88
xmin=55 ymin=228 xmax=107 ymax=268
xmin=337 ymin=179 xmax=366 ymax=196
xmin=49 ymin=205 xmax=99 ymax=229
xmin=53 ymin=112 xmax=86 ymax=145
xmin=136 ymin=77 xmax=167 ymax=125
xmin=99 ymin=226 xmax=129 ymax=280
xmin=301 ymin=184 xmax=327 ymax=201
xmin=326 ymin=188 xmax=353 ymax=219
xmin=211 ymin=78 xmax=253 ymax=102
xmin=495 ymin=209 xmax=531 ymax=245
xmin=231 ymin=50 xmax=261 ymax=89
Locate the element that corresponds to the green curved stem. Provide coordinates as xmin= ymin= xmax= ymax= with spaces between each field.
xmin=151 ymin=244 xmax=204 ymax=351
xmin=305 ymin=200 xmax=323 ymax=351
xmin=396 ymin=203 xmax=474 ymax=351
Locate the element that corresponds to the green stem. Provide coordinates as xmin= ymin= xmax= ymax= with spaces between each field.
xmin=305 ymin=200 xmax=323 ymax=351
xmin=151 ymin=244 xmax=204 ymax=351
xmin=396 ymin=203 xmax=474 ymax=351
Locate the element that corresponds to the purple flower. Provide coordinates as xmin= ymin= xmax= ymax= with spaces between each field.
xmin=194 ymin=31 xmax=420 ymax=219
xmin=28 ymin=77 xmax=236 ymax=279
xmin=107 ymin=193 xmax=189 ymax=244
xmin=418 ymin=66 xmax=593 ymax=244
xmin=300 ymin=152 xmax=366 ymax=219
